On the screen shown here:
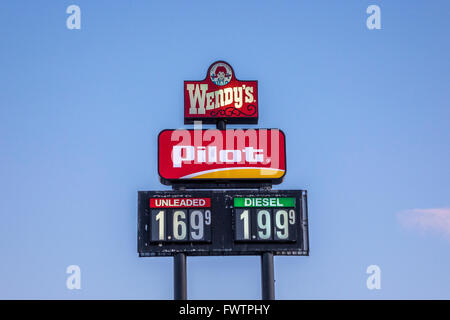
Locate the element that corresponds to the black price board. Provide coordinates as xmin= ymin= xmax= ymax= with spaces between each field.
xmin=138 ymin=190 xmax=309 ymax=257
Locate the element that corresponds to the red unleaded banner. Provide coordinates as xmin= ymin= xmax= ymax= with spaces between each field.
xmin=150 ymin=198 xmax=211 ymax=208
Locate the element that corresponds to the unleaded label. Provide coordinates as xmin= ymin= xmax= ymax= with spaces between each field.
xmin=150 ymin=197 xmax=211 ymax=208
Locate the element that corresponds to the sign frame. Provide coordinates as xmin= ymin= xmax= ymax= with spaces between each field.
xmin=138 ymin=190 xmax=309 ymax=257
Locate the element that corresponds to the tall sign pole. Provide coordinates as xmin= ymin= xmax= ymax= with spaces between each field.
xmin=174 ymin=253 xmax=187 ymax=300
xmin=261 ymin=252 xmax=275 ymax=300
xmin=137 ymin=61 xmax=309 ymax=300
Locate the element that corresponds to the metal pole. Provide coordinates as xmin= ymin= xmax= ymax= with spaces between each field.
xmin=217 ymin=119 xmax=226 ymax=130
xmin=261 ymin=252 xmax=275 ymax=300
xmin=174 ymin=253 xmax=187 ymax=300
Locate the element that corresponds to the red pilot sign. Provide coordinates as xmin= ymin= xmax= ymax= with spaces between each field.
xmin=158 ymin=129 xmax=286 ymax=184
xmin=184 ymin=61 xmax=258 ymax=124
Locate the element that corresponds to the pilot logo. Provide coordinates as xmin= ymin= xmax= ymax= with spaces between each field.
xmin=210 ymin=62 xmax=232 ymax=86
xmin=158 ymin=129 xmax=286 ymax=183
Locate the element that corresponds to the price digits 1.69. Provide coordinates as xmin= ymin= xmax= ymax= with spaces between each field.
xmin=150 ymin=209 xmax=212 ymax=242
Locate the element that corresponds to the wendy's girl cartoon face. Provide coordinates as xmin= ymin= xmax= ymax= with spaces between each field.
xmin=210 ymin=62 xmax=232 ymax=86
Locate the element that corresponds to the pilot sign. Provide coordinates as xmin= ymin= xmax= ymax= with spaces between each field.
xmin=138 ymin=190 xmax=309 ymax=257
xmin=158 ymin=128 xmax=286 ymax=185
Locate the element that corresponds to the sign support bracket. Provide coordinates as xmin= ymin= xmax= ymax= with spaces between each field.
xmin=216 ymin=119 xmax=226 ymax=130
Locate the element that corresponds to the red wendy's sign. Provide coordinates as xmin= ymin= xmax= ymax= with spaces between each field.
xmin=184 ymin=61 xmax=258 ymax=124
xmin=158 ymin=129 xmax=286 ymax=185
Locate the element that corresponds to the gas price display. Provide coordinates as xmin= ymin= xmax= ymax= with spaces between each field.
xmin=149 ymin=198 xmax=212 ymax=242
xmin=138 ymin=190 xmax=308 ymax=257
xmin=234 ymin=197 xmax=297 ymax=242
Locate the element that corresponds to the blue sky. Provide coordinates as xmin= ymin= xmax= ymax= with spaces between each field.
xmin=0 ymin=0 xmax=449 ymax=299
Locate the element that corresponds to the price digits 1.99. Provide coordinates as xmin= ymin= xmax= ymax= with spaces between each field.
xmin=234 ymin=208 xmax=297 ymax=242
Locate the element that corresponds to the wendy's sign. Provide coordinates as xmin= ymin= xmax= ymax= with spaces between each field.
xmin=158 ymin=129 xmax=286 ymax=185
xmin=184 ymin=61 xmax=258 ymax=124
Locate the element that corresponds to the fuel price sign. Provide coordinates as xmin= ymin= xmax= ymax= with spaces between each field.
xmin=138 ymin=190 xmax=308 ymax=257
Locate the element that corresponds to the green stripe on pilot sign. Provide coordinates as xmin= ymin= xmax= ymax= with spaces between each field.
xmin=234 ymin=197 xmax=295 ymax=208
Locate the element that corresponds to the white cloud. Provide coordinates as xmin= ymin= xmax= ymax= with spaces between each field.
xmin=398 ymin=208 xmax=450 ymax=241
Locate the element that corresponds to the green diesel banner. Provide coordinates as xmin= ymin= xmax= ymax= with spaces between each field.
xmin=234 ymin=197 xmax=295 ymax=208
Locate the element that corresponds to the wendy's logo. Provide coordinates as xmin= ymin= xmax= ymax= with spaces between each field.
xmin=209 ymin=62 xmax=232 ymax=86
xmin=184 ymin=60 xmax=258 ymax=124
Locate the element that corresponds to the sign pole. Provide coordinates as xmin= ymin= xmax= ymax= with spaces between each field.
xmin=261 ymin=252 xmax=275 ymax=300
xmin=174 ymin=253 xmax=187 ymax=300
xmin=217 ymin=119 xmax=226 ymax=130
